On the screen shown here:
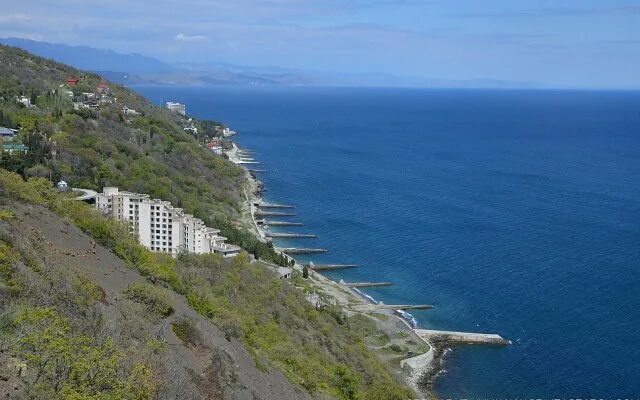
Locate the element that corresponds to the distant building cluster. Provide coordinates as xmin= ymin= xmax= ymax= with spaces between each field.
xmin=0 ymin=126 xmax=27 ymax=154
xmin=206 ymin=139 xmax=223 ymax=155
xmin=72 ymin=80 xmax=116 ymax=111
xmin=15 ymin=95 xmax=32 ymax=108
xmin=166 ymin=101 xmax=186 ymax=115
xmin=95 ymin=187 xmax=240 ymax=257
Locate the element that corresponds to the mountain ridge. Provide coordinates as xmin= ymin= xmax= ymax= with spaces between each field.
xmin=0 ymin=37 xmax=541 ymax=88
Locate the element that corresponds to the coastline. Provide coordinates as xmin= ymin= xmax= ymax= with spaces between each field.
xmin=227 ymin=142 xmax=441 ymax=395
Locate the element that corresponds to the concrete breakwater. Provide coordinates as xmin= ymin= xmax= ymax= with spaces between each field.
xmin=260 ymin=220 xmax=304 ymax=227
xmin=415 ymin=329 xmax=510 ymax=345
xmin=254 ymin=210 xmax=296 ymax=217
xmin=280 ymin=247 xmax=328 ymax=254
xmin=342 ymin=281 xmax=393 ymax=288
xmin=309 ymin=263 xmax=358 ymax=270
xmin=266 ymin=232 xmax=318 ymax=238
xmin=351 ymin=303 xmax=434 ymax=311
xmin=255 ymin=202 xmax=295 ymax=209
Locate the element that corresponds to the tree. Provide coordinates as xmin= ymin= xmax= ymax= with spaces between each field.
xmin=302 ymin=266 xmax=309 ymax=279
xmin=25 ymin=164 xmax=51 ymax=179
xmin=30 ymin=89 xmax=38 ymax=106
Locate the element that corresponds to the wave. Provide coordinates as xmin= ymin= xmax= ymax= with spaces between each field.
xmin=352 ymin=288 xmax=419 ymax=328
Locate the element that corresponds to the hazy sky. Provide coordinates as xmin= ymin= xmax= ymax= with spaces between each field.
xmin=2 ymin=0 xmax=639 ymax=88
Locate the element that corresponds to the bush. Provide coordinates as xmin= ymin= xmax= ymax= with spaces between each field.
xmin=71 ymin=275 xmax=106 ymax=306
xmin=125 ymin=282 xmax=174 ymax=318
xmin=0 ymin=208 xmax=15 ymax=220
xmin=13 ymin=307 xmax=155 ymax=399
xmin=171 ymin=319 xmax=201 ymax=348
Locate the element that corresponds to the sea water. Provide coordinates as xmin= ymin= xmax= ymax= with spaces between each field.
xmin=134 ymin=86 xmax=640 ymax=398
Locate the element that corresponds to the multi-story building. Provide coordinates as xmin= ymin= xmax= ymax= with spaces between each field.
xmin=166 ymin=101 xmax=186 ymax=116
xmin=95 ymin=187 xmax=240 ymax=257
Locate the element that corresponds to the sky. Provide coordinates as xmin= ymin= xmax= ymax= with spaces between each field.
xmin=1 ymin=0 xmax=639 ymax=88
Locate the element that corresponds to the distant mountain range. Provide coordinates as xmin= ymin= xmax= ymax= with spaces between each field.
xmin=0 ymin=37 xmax=540 ymax=88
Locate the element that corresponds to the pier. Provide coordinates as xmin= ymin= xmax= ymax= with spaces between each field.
xmin=267 ymin=232 xmax=317 ymax=238
xmin=309 ymin=264 xmax=358 ymax=271
xmin=281 ymin=247 xmax=327 ymax=255
xmin=248 ymin=169 xmax=266 ymax=173
xmin=235 ymin=160 xmax=260 ymax=165
xmin=351 ymin=303 xmax=433 ymax=311
xmin=255 ymin=202 xmax=295 ymax=209
xmin=260 ymin=221 xmax=304 ymax=227
xmin=254 ymin=210 xmax=296 ymax=217
xmin=342 ymin=281 xmax=393 ymax=288
xmin=415 ymin=329 xmax=510 ymax=345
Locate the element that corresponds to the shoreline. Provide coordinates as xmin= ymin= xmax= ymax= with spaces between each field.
xmin=227 ymin=142 xmax=439 ymax=395
xmin=226 ymin=140 xmax=510 ymax=396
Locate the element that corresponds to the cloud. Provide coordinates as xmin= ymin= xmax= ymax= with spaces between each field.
xmin=0 ymin=13 xmax=33 ymax=23
xmin=174 ymin=32 xmax=205 ymax=42
xmin=452 ymin=5 xmax=640 ymax=19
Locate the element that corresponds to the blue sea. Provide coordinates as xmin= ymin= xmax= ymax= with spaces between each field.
xmin=134 ymin=86 xmax=640 ymax=398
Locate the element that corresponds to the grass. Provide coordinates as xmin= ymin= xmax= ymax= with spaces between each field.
xmin=372 ymin=312 xmax=390 ymax=321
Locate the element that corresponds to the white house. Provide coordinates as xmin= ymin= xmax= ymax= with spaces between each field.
xmin=16 ymin=96 xmax=31 ymax=107
xmin=95 ymin=187 xmax=240 ymax=257
xmin=166 ymin=102 xmax=186 ymax=116
xmin=56 ymin=181 xmax=69 ymax=191
xmin=122 ymin=106 xmax=140 ymax=116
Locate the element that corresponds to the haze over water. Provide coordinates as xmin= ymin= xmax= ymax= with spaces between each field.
xmin=136 ymin=86 xmax=640 ymax=397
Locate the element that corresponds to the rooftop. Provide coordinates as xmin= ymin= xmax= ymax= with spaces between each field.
xmin=0 ymin=127 xmax=15 ymax=136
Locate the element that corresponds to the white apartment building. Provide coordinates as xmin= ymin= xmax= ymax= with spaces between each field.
xmin=166 ymin=101 xmax=186 ymax=116
xmin=96 ymin=187 xmax=240 ymax=257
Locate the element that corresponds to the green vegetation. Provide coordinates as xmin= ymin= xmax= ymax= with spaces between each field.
xmin=171 ymin=319 xmax=201 ymax=348
xmin=0 ymin=208 xmax=14 ymax=220
xmin=0 ymin=44 xmax=415 ymax=398
xmin=0 ymin=210 xmax=157 ymax=399
xmin=0 ymin=44 xmax=290 ymax=269
xmin=0 ymin=170 xmax=413 ymax=399
xmin=72 ymin=275 xmax=106 ymax=306
xmin=125 ymin=282 xmax=174 ymax=318
xmin=13 ymin=307 xmax=154 ymax=399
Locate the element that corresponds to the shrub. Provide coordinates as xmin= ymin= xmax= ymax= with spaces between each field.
xmin=13 ymin=307 xmax=155 ymax=399
xmin=0 ymin=208 xmax=15 ymax=220
xmin=171 ymin=319 xmax=201 ymax=348
xmin=71 ymin=275 xmax=106 ymax=306
xmin=125 ymin=282 xmax=174 ymax=318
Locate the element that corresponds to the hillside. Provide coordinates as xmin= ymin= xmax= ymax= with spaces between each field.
xmin=0 ymin=43 xmax=291 ymax=268
xmin=0 ymin=180 xmax=308 ymax=399
xmin=0 ymin=46 xmax=414 ymax=399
